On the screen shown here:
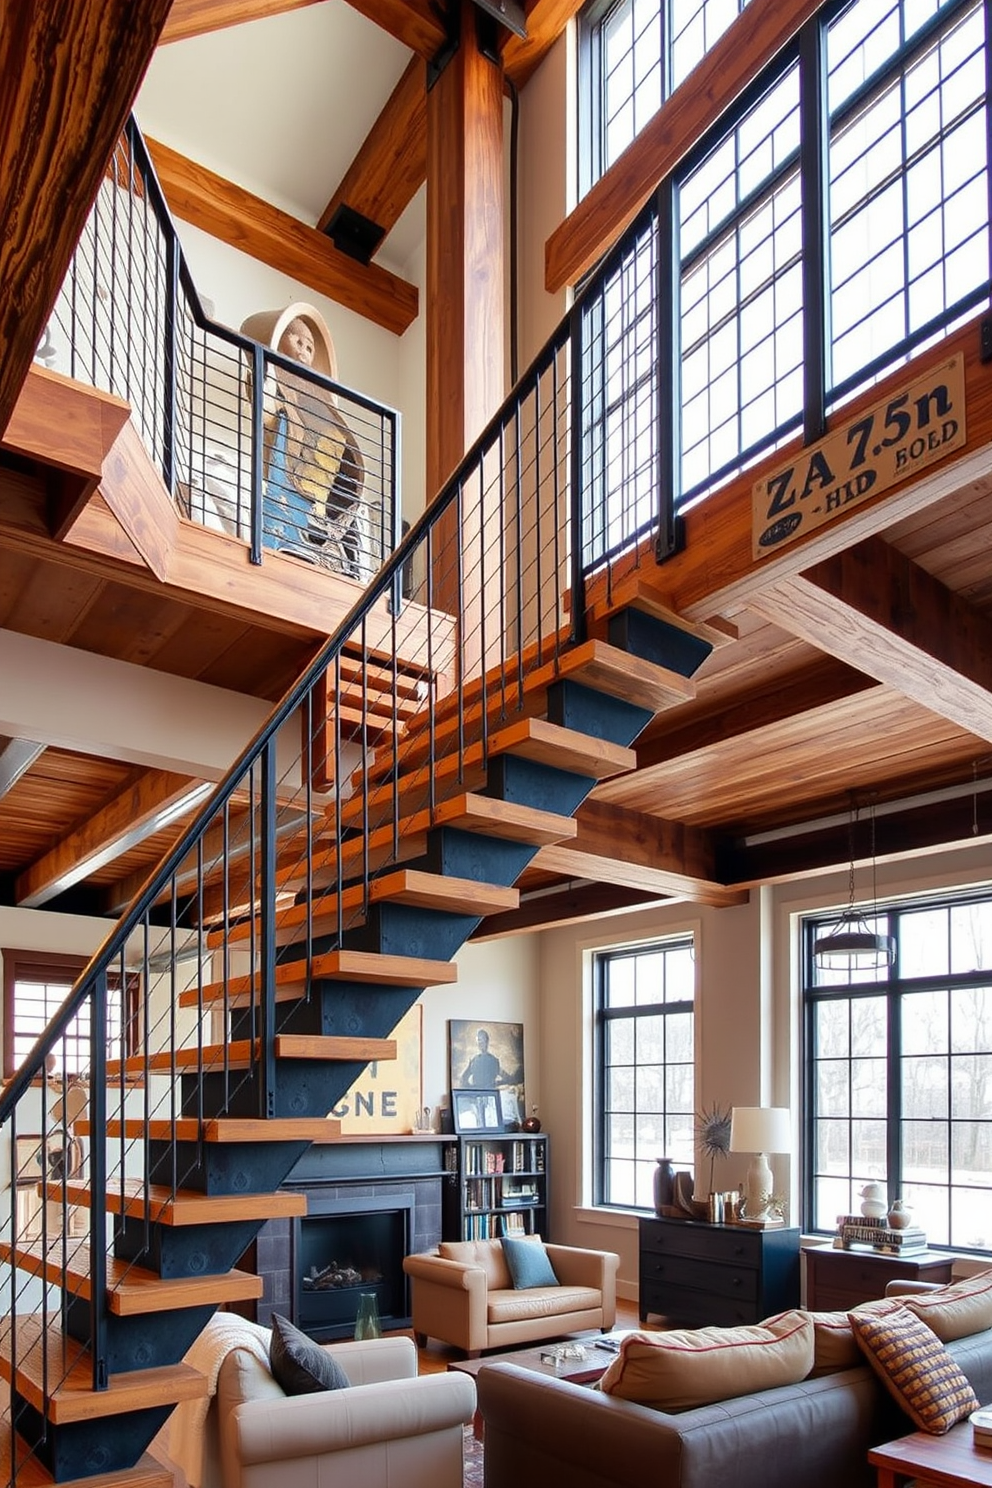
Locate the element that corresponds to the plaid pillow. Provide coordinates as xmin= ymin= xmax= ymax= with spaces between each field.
xmin=848 ymin=1306 xmax=978 ymax=1434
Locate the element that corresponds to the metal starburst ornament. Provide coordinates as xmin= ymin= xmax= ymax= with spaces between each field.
xmin=695 ymin=1103 xmax=732 ymax=1192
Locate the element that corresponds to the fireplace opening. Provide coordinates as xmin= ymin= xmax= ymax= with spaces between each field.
xmin=293 ymin=1194 xmax=412 ymax=1340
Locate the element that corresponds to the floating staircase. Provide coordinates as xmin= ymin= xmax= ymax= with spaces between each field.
xmin=0 ymin=114 xmax=723 ymax=1486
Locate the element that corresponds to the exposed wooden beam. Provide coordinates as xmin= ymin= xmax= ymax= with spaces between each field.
xmin=750 ymin=536 xmax=992 ymax=744
xmin=545 ymin=0 xmax=822 ymax=292
xmin=318 ymin=57 xmax=427 ymax=243
xmin=16 ymin=771 xmax=211 ymax=908
xmin=532 ymin=800 xmax=744 ymax=905
xmin=471 ymin=882 xmax=672 ymax=938
xmin=341 ymin=0 xmax=446 ymax=58
xmin=144 ymin=137 xmax=419 ymax=335
xmin=0 ymin=0 xmax=174 ymax=438
xmin=501 ymin=0 xmax=584 ymax=89
xmin=160 ymin=0 xmax=324 ymax=44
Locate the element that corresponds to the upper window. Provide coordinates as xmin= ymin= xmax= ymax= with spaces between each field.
xmin=579 ymin=0 xmax=751 ymax=194
xmin=2 ymin=948 xmax=133 ymax=1080
xmin=803 ymin=890 xmax=992 ymax=1249
xmin=594 ymin=936 xmax=695 ymax=1207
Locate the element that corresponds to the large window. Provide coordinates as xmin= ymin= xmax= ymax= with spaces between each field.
xmin=2 ymin=949 xmax=132 ymax=1079
xmin=595 ymin=937 xmax=695 ymax=1208
xmin=803 ymin=890 xmax=992 ymax=1249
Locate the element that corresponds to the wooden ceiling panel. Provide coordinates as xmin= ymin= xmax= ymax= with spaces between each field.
xmin=194 ymin=628 xmax=318 ymax=701
xmin=64 ymin=579 xmax=199 ymax=668
xmin=0 ymin=750 xmax=137 ymax=873
xmin=598 ymin=690 xmax=984 ymax=831
xmin=6 ymin=558 xmax=106 ymax=648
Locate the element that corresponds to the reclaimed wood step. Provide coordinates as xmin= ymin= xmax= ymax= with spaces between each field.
xmin=0 ymin=1316 xmax=206 ymax=1425
xmin=44 ymin=1178 xmax=308 ymax=1227
xmin=583 ymin=574 xmax=738 ymax=649
xmin=92 ymin=1117 xmax=344 ymax=1144
xmin=178 ymin=950 xmax=457 ymax=1009
xmin=357 ymin=714 xmax=637 ymax=797
xmin=0 ymin=1418 xmax=173 ymax=1488
xmin=106 ymin=1035 xmax=395 ymax=1079
xmin=0 ymin=1238 xmax=261 ymax=1315
xmin=212 ymin=869 xmax=519 ymax=948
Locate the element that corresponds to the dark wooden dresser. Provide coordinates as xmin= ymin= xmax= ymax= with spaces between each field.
xmin=639 ymin=1215 xmax=801 ymax=1327
xmin=804 ymin=1243 xmax=955 ymax=1310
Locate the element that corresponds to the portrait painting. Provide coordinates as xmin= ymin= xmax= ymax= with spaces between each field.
xmin=448 ymin=1019 xmax=525 ymax=1126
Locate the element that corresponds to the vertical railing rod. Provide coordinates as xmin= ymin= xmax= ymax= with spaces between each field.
xmin=552 ymin=346 xmax=564 ymax=668
xmin=334 ymin=652 xmax=344 ymax=948
xmin=514 ymin=404 xmax=524 ymax=712
xmin=260 ymin=743 xmax=278 ymax=1118
xmin=304 ymin=683 xmax=314 ymax=985
xmin=497 ymin=435 xmax=507 ymax=718
xmin=534 ymin=373 xmax=544 ymax=664
xmin=568 ymin=300 xmax=586 ymax=645
xmin=162 ymin=221 xmax=178 ymax=495
xmin=89 ymin=972 xmax=108 ymax=1391
xmin=453 ymin=481 xmax=465 ymax=804
xmin=250 ymin=345 xmax=265 ymax=566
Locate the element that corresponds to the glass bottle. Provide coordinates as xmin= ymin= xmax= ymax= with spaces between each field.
xmin=354 ymin=1292 xmax=382 ymax=1341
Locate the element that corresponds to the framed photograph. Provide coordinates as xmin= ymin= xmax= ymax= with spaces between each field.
xmin=452 ymin=1088 xmax=503 ymax=1134
xmin=448 ymin=1019 xmax=525 ymax=1127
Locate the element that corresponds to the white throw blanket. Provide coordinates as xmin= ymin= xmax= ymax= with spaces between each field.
xmin=153 ymin=1312 xmax=273 ymax=1488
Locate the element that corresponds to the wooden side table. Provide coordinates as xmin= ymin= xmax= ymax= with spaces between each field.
xmin=869 ymin=1422 xmax=992 ymax=1488
xmin=805 ymin=1243 xmax=954 ymax=1310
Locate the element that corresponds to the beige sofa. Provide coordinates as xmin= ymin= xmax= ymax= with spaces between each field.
xmin=208 ymin=1331 xmax=475 ymax=1488
xmin=403 ymin=1237 xmax=619 ymax=1357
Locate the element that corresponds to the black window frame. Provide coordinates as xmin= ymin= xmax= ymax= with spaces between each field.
xmin=594 ymin=935 xmax=696 ymax=1210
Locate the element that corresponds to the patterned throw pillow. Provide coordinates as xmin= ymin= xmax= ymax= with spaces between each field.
xmin=848 ymin=1306 xmax=978 ymax=1433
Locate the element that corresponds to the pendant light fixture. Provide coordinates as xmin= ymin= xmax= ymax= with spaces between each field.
xmin=814 ymin=796 xmax=895 ymax=970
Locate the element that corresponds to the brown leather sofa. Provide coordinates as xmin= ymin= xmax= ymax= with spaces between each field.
xmin=403 ymin=1237 xmax=619 ymax=1357
xmin=476 ymin=1323 xmax=992 ymax=1488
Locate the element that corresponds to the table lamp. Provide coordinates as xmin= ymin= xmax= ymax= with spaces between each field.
xmin=730 ymin=1106 xmax=791 ymax=1226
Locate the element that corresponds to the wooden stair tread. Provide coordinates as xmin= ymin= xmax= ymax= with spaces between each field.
xmin=0 ymin=1422 xmax=173 ymax=1488
xmin=0 ymin=1316 xmax=206 ymax=1423
xmin=107 ymin=1035 xmax=395 ymax=1077
xmin=94 ymin=1117 xmax=344 ymax=1144
xmin=45 ymin=1178 xmax=308 ymax=1227
xmin=179 ymin=950 xmax=457 ymax=1008
xmin=356 ymin=714 xmax=637 ymax=802
xmin=584 ymin=573 xmax=738 ymax=648
xmin=214 ymin=869 xmax=519 ymax=947
xmin=0 ymin=1239 xmax=262 ymax=1314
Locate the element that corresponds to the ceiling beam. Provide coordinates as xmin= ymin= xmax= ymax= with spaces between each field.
xmin=15 ymin=770 xmax=211 ymax=909
xmin=750 ymin=536 xmax=992 ymax=744
xmin=144 ymin=137 xmax=419 ymax=335
xmin=317 ymin=56 xmax=427 ymax=243
xmin=341 ymin=0 xmax=446 ymax=58
xmin=0 ymin=0 xmax=174 ymax=438
xmin=545 ymin=0 xmax=822 ymax=292
xmin=160 ymin=0 xmax=324 ymax=44
xmin=501 ymin=0 xmax=585 ymax=89
xmin=471 ymin=883 xmax=672 ymax=939
xmin=532 ymin=800 xmax=744 ymax=906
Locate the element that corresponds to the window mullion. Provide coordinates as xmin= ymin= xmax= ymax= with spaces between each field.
xmin=801 ymin=12 xmax=830 ymax=440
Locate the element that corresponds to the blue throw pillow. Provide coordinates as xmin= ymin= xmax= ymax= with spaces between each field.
xmin=501 ymin=1235 xmax=559 ymax=1289
xmin=269 ymin=1313 xmax=350 ymax=1395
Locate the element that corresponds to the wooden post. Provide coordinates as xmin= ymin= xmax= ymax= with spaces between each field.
xmin=426 ymin=0 xmax=506 ymax=637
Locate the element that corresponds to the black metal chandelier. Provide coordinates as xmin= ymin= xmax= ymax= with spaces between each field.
xmin=814 ymin=798 xmax=895 ymax=971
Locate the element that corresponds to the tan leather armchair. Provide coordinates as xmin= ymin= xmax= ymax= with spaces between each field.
xmin=404 ymin=1237 xmax=619 ymax=1357
xmin=215 ymin=1334 xmax=475 ymax=1488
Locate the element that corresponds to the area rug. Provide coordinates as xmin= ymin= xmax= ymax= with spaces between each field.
xmin=463 ymin=1425 xmax=483 ymax=1488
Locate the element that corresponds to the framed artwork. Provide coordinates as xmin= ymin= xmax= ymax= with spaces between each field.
xmin=448 ymin=1019 xmax=525 ymax=1127
xmin=452 ymin=1088 xmax=502 ymax=1134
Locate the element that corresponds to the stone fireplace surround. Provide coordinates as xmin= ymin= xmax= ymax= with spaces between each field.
xmin=250 ymin=1137 xmax=446 ymax=1338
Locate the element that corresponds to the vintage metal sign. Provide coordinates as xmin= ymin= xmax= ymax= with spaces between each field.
xmin=752 ymin=355 xmax=966 ymax=559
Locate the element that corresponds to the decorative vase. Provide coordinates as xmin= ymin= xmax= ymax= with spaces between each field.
xmin=354 ymin=1292 xmax=382 ymax=1341
xmin=888 ymin=1199 xmax=913 ymax=1230
xmin=521 ymin=1106 xmax=541 ymax=1133
xmin=859 ymin=1182 xmax=887 ymax=1220
xmin=654 ymin=1157 xmax=676 ymax=1214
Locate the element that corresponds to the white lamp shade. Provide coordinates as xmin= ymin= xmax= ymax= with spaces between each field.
xmin=729 ymin=1106 xmax=792 ymax=1155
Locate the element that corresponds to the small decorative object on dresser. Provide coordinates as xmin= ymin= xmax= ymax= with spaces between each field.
xmin=888 ymin=1199 xmax=913 ymax=1229
xmin=860 ymin=1182 xmax=888 ymax=1219
xmin=654 ymin=1157 xmax=677 ymax=1214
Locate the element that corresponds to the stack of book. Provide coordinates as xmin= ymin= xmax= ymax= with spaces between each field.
xmin=833 ymin=1214 xmax=928 ymax=1254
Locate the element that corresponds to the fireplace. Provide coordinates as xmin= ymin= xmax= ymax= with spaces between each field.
xmin=245 ymin=1137 xmax=445 ymax=1340
xmin=294 ymin=1193 xmax=412 ymax=1339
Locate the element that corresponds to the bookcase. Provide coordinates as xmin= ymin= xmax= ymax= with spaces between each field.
xmin=442 ymin=1134 xmax=548 ymax=1241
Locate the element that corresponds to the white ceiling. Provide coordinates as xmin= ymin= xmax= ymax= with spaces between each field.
xmin=136 ymin=3 xmax=423 ymax=266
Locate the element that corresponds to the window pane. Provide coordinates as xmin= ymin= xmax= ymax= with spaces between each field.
xmin=951 ymin=903 xmax=992 ymax=972
xmin=596 ymin=938 xmax=695 ymax=1205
